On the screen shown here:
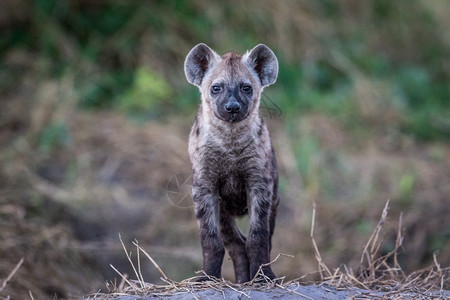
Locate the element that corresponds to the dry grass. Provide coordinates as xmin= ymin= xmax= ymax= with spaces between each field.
xmin=0 ymin=192 xmax=103 ymax=299
xmin=311 ymin=200 xmax=449 ymax=298
xmin=87 ymin=200 xmax=449 ymax=299
xmin=0 ymin=259 xmax=23 ymax=294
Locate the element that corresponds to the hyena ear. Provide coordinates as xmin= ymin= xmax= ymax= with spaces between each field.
xmin=243 ymin=44 xmax=278 ymax=87
xmin=184 ymin=43 xmax=220 ymax=87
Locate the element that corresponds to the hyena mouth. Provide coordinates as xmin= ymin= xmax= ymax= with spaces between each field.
xmin=227 ymin=113 xmax=247 ymax=123
xmin=215 ymin=111 xmax=246 ymax=123
xmin=229 ymin=114 xmax=238 ymax=123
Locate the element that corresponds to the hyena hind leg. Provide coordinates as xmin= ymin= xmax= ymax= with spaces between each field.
xmin=220 ymin=214 xmax=250 ymax=283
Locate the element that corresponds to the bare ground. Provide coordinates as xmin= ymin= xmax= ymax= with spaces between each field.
xmin=104 ymin=284 xmax=449 ymax=300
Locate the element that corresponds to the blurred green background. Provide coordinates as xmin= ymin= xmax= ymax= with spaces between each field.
xmin=1 ymin=0 xmax=449 ymax=298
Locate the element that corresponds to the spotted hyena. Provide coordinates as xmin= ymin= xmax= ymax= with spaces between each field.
xmin=184 ymin=43 xmax=279 ymax=283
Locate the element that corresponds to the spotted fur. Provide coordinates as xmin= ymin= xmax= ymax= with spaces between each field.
xmin=184 ymin=43 xmax=279 ymax=283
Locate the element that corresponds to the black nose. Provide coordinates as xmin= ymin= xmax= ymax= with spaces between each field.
xmin=225 ymin=102 xmax=241 ymax=113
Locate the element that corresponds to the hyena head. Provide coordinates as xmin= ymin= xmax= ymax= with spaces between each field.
xmin=184 ymin=44 xmax=278 ymax=123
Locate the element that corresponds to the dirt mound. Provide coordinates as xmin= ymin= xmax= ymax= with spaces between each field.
xmin=107 ymin=284 xmax=449 ymax=300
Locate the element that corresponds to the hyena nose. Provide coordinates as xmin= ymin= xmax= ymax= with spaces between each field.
xmin=225 ymin=102 xmax=241 ymax=113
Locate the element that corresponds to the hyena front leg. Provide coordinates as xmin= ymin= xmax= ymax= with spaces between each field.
xmin=246 ymin=182 xmax=276 ymax=280
xmin=220 ymin=214 xmax=250 ymax=283
xmin=269 ymin=194 xmax=280 ymax=253
xmin=192 ymin=184 xmax=225 ymax=280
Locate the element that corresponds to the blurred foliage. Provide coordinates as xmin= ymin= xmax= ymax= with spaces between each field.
xmin=117 ymin=68 xmax=172 ymax=118
xmin=38 ymin=121 xmax=70 ymax=154
xmin=2 ymin=0 xmax=449 ymax=140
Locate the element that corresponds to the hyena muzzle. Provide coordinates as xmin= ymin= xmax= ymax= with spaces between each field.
xmin=184 ymin=43 xmax=279 ymax=283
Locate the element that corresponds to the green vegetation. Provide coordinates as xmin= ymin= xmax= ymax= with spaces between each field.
xmin=2 ymin=1 xmax=449 ymax=139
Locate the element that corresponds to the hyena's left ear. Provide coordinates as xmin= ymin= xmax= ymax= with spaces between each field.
xmin=184 ymin=43 xmax=220 ymax=87
xmin=243 ymin=44 xmax=279 ymax=87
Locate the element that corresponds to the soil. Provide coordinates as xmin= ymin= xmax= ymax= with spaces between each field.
xmin=104 ymin=284 xmax=449 ymax=299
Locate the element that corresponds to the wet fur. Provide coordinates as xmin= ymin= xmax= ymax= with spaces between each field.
xmin=185 ymin=44 xmax=279 ymax=283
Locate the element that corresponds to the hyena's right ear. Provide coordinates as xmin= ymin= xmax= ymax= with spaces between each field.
xmin=184 ymin=43 xmax=220 ymax=87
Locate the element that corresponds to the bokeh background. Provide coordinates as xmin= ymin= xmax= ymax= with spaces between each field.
xmin=1 ymin=0 xmax=449 ymax=298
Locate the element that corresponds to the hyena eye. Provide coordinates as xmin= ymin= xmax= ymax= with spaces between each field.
xmin=242 ymin=85 xmax=252 ymax=93
xmin=211 ymin=85 xmax=223 ymax=94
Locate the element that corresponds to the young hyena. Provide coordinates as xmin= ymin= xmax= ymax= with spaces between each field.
xmin=184 ymin=43 xmax=279 ymax=283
